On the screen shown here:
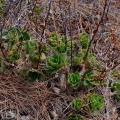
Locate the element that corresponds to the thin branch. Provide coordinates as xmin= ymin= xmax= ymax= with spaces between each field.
xmin=37 ymin=0 xmax=52 ymax=68
xmin=59 ymin=0 xmax=67 ymax=52
xmin=83 ymin=0 xmax=108 ymax=61
xmin=40 ymin=1 xmax=52 ymax=42
xmin=68 ymin=2 xmax=73 ymax=72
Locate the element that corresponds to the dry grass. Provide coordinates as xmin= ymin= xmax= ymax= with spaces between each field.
xmin=0 ymin=0 xmax=120 ymax=120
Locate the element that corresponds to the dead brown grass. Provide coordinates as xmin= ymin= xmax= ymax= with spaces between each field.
xmin=1 ymin=0 xmax=120 ymax=120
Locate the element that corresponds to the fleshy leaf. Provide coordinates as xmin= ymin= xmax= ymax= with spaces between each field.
xmin=68 ymin=72 xmax=81 ymax=89
xmin=93 ymin=109 xmax=99 ymax=115
xmin=88 ymin=93 xmax=105 ymax=114
xmin=86 ymin=70 xmax=94 ymax=79
xmin=80 ymin=33 xmax=90 ymax=49
xmin=84 ymin=80 xmax=93 ymax=89
xmin=90 ymin=80 xmax=100 ymax=86
xmin=72 ymin=98 xmax=83 ymax=110
xmin=8 ymin=51 xmax=20 ymax=62
xmin=22 ymin=32 xmax=30 ymax=41
xmin=28 ymin=69 xmax=44 ymax=83
xmin=67 ymin=114 xmax=83 ymax=120
xmin=46 ymin=53 xmax=66 ymax=74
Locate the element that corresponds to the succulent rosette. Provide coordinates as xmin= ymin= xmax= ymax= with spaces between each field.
xmin=88 ymin=93 xmax=105 ymax=115
xmin=67 ymin=114 xmax=83 ymax=120
xmin=68 ymin=72 xmax=81 ymax=89
xmin=72 ymin=98 xmax=83 ymax=110
xmin=46 ymin=53 xmax=66 ymax=74
xmin=8 ymin=50 xmax=20 ymax=63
